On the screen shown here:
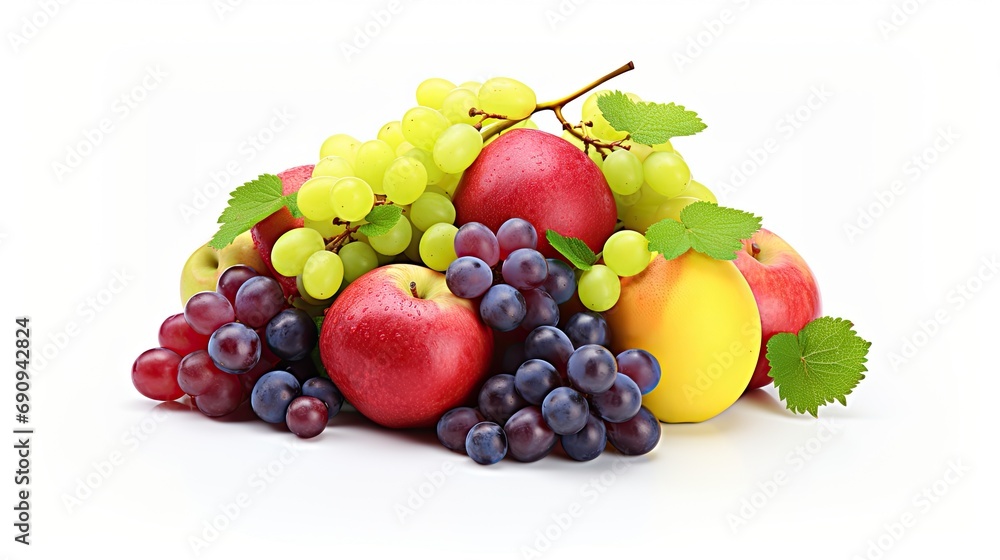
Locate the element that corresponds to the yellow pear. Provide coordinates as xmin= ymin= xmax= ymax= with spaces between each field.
xmin=604 ymin=252 xmax=761 ymax=423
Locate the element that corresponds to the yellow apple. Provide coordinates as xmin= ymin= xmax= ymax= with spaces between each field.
xmin=179 ymin=231 xmax=268 ymax=305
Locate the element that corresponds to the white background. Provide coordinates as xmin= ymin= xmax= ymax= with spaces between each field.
xmin=1 ymin=0 xmax=996 ymax=558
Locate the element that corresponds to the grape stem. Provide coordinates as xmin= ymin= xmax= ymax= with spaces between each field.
xmin=325 ymin=224 xmax=360 ymax=252
xmin=479 ymin=61 xmax=636 ymax=145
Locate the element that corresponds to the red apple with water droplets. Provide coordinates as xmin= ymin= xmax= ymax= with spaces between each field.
xmin=453 ymin=129 xmax=616 ymax=259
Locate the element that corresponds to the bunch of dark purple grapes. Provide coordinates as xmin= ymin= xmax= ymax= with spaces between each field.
xmin=436 ymin=312 xmax=663 ymax=465
xmin=445 ymin=218 xmax=576 ymax=332
xmin=131 ymin=265 xmax=343 ymax=438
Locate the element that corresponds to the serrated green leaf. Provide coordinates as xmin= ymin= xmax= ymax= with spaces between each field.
xmin=644 ymin=202 xmax=761 ymax=261
xmin=357 ymin=205 xmax=403 ymax=237
xmin=644 ymin=219 xmax=689 ymax=260
xmin=596 ymin=91 xmax=706 ymax=144
xmin=679 ymin=202 xmax=762 ymax=260
xmin=546 ymin=230 xmax=597 ymax=270
xmin=767 ymin=317 xmax=872 ymax=417
xmin=210 ymin=174 xmax=298 ymax=249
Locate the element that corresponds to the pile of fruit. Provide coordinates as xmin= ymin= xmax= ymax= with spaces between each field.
xmin=132 ymin=62 xmax=871 ymax=465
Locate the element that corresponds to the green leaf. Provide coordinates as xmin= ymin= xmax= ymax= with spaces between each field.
xmin=596 ymin=91 xmax=707 ymax=144
xmin=767 ymin=317 xmax=872 ymax=417
xmin=209 ymin=174 xmax=299 ymax=249
xmin=546 ymin=230 xmax=597 ymax=270
xmin=644 ymin=202 xmax=761 ymax=261
xmin=358 ymin=205 xmax=403 ymax=237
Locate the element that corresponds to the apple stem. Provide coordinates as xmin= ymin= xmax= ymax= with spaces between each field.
xmin=751 ymin=242 xmax=761 ymax=259
xmin=480 ymin=61 xmax=636 ymax=142
xmin=409 ymin=281 xmax=419 ymax=298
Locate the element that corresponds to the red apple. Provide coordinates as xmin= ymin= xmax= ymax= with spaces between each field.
xmin=319 ymin=264 xmax=494 ymax=428
xmin=251 ymin=164 xmax=314 ymax=298
xmin=452 ymin=129 xmax=617 ymax=259
xmin=733 ymin=228 xmax=822 ymax=391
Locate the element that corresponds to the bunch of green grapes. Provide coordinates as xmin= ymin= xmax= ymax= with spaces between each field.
xmin=270 ymin=75 xmax=541 ymax=304
xmin=557 ymin=91 xmax=720 ymax=313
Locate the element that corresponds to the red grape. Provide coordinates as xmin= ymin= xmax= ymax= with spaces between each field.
xmin=132 ymin=348 xmax=184 ymax=401
xmin=216 ymin=265 xmax=259 ymax=306
xmin=285 ymin=396 xmax=327 ymax=438
xmin=184 ymin=291 xmax=235 ymax=335
xmin=158 ymin=313 xmax=210 ymax=356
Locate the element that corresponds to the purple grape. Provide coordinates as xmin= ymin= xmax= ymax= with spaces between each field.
xmin=496 ymin=218 xmax=538 ymax=260
xmin=437 ymin=407 xmax=486 ymax=453
xmin=543 ymin=259 xmax=576 ymax=304
xmin=564 ymin=311 xmax=611 ymax=349
xmin=216 ymin=265 xmax=259 ymax=306
xmin=561 ymin=415 xmax=607 ymax=462
xmin=541 ymin=387 xmax=590 ymax=435
xmin=478 ymin=374 xmax=528 ymax=425
xmin=265 ymin=308 xmax=317 ymax=361
xmin=454 ymin=222 xmax=500 ymax=267
xmin=281 ymin=358 xmax=319 ymax=384
xmin=520 ymin=289 xmax=559 ymax=331
xmin=302 ymin=377 xmax=343 ymax=420
xmin=177 ymin=351 xmax=244 ymax=417
xmin=251 ymin=370 xmax=301 ymax=423
xmin=590 ymin=373 xmax=642 ymax=423
xmin=285 ymin=396 xmax=328 ymax=438
xmin=501 ymin=343 xmax=526 ymax=373
xmin=616 ymin=349 xmax=662 ymax=395
xmin=524 ymin=326 xmax=574 ymax=372
xmin=501 ymin=248 xmax=547 ymax=290
xmin=235 ymin=276 xmax=285 ymax=328
xmin=184 ymin=291 xmax=235 ymax=335
xmin=514 ymin=359 xmax=562 ymax=405
xmin=567 ymin=344 xmax=617 ymax=393
xmin=465 ymin=422 xmax=507 ymax=465
xmin=207 ymin=322 xmax=261 ymax=374
xmin=479 ymin=284 xmax=526 ymax=332
xmin=504 ymin=406 xmax=557 ymax=462
xmin=606 ymin=406 xmax=661 ymax=456
xmin=446 ymin=256 xmax=494 ymax=299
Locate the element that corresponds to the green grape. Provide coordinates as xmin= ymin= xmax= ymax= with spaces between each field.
xmin=272 ymin=228 xmax=325 ymax=277
xmin=377 ymin=121 xmax=406 ymax=150
xmin=394 ymin=141 xmax=414 ymax=158
xmin=458 ymin=81 xmax=481 ymax=95
xmin=375 ymin=250 xmax=394 ymax=266
xmin=578 ymin=264 xmax=621 ymax=312
xmin=419 ymin=223 xmax=458 ymax=271
xmin=382 ymin=156 xmax=427 ymax=205
xmin=302 ymin=251 xmax=344 ymax=300
xmin=653 ymin=196 xmax=700 ymax=223
xmin=433 ymin=123 xmax=483 ymax=174
xmin=424 ymin=185 xmax=447 ymax=197
xmin=339 ymin=241 xmax=378 ymax=283
xmin=313 ymin=155 xmax=354 ymax=179
xmin=602 ymin=149 xmax=644 ymax=195
xmin=295 ymin=275 xmax=333 ymax=306
xmin=614 ymin=190 xmax=642 ymax=207
xmin=441 ymin=88 xmax=480 ymax=125
xmin=401 ymin=107 xmax=450 ymax=151
xmin=478 ymin=77 xmax=536 ymax=120
xmin=416 ymin=78 xmax=456 ymax=109
xmin=319 ymin=133 xmax=361 ymax=165
xmin=434 ymin=172 xmax=461 ymax=198
xmin=304 ymin=217 xmax=345 ymax=238
xmin=643 ymin=151 xmax=691 ymax=197
xmin=368 ymin=214 xmax=412 ymax=256
xmin=652 ymin=140 xmax=675 ymax=153
xmin=410 ymin=192 xmax=456 ymax=231
xmin=330 ymin=177 xmax=374 ymax=222
xmin=621 ymin=140 xmax=653 ymax=162
xmin=637 ymin=183 xmax=670 ymax=208
xmin=404 ymin=148 xmax=444 ymax=184
xmin=403 ymin=220 xmax=423 ymax=264
xmin=677 ymin=179 xmax=717 ymax=203
xmin=602 ymin=230 xmax=652 ymax=277
xmin=621 ymin=204 xmax=660 ymax=233
xmin=354 ymin=140 xmax=395 ymax=195
xmin=296 ymin=176 xmax=338 ymax=221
